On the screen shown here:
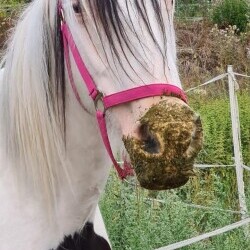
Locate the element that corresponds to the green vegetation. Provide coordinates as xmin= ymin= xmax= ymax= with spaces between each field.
xmin=176 ymin=0 xmax=212 ymax=19
xmin=190 ymin=92 xmax=250 ymax=166
xmin=212 ymin=0 xmax=250 ymax=32
xmin=0 ymin=0 xmax=26 ymax=4
xmin=101 ymin=92 xmax=250 ymax=250
xmin=176 ymin=0 xmax=249 ymax=33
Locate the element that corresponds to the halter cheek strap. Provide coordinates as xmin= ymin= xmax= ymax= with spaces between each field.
xmin=58 ymin=3 xmax=187 ymax=179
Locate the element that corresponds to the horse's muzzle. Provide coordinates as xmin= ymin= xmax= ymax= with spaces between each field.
xmin=123 ymin=99 xmax=203 ymax=190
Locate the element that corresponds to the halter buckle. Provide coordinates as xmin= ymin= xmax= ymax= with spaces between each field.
xmin=94 ymin=91 xmax=105 ymax=112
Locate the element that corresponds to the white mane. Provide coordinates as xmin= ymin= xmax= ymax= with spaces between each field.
xmin=0 ymin=0 xmax=68 ymax=202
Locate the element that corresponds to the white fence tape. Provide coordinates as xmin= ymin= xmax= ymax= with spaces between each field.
xmin=243 ymin=165 xmax=250 ymax=172
xmin=119 ymin=163 xmax=236 ymax=169
xmin=181 ymin=203 xmax=242 ymax=215
xmin=185 ymin=71 xmax=249 ymax=93
xmin=185 ymin=73 xmax=228 ymax=93
xmin=195 ymin=164 xmax=235 ymax=168
xmin=155 ymin=217 xmax=250 ymax=250
xmin=146 ymin=198 xmax=242 ymax=215
xmin=234 ymin=72 xmax=250 ymax=78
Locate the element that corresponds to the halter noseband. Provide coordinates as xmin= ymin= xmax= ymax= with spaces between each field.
xmin=58 ymin=2 xmax=187 ymax=179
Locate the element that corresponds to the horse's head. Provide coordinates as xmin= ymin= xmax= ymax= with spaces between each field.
xmin=1 ymin=0 xmax=202 ymax=194
xmin=61 ymin=0 xmax=203 ymax=189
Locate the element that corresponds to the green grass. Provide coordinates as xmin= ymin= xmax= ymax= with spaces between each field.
xmin=100 ymin=91 xmax=250 ymax=250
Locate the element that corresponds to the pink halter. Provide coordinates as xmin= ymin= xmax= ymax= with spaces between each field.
xmin=58 ymin=2 xmax=187 ymax=179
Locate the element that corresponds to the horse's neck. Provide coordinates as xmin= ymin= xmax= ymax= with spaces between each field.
xmin=0 ymin=77 xmax=111 ymax=249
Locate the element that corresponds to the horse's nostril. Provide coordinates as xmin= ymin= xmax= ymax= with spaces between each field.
xmin=139 ymin=124 xmax=160 ymax=154
xmin=143 ymin=136 xmax=160 ymax=154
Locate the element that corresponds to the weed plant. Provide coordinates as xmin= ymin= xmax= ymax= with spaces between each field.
xmin=177 ymin=21 xmax=250 ymax=89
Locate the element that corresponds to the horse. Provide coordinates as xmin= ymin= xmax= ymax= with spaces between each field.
xmin=0 ymin=0 xmax=203 ymax=249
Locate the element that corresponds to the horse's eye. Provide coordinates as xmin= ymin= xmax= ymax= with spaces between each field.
xmin=73 ymin=3 xmax=81 ymax=14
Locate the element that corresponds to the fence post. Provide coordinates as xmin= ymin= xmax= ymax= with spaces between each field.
xmin=228 ymin=65 xmax=248 ymax=229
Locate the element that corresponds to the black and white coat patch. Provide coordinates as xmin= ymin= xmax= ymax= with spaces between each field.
xmin=53 ymin=223 xmax=111 ymax=250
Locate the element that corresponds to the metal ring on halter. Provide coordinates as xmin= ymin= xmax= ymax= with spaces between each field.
xmin=94 ymin=91 xmax=105 ymax=112
xmin=59 ymin=7 xmax=65 ymax=25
